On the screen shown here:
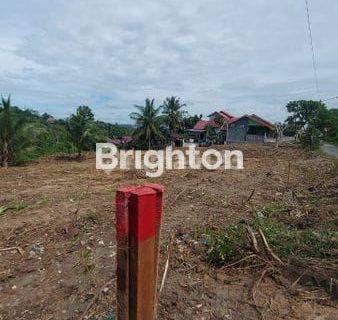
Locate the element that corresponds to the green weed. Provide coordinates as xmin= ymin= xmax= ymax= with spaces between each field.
xmin=69 ymin=190 xmax=89 ymax=202
xmin=204 ymin=215 xmax=337 ymax=265
xmin=80 ymin=248 xmax=94 ymax=272
xmin=83 ymin=211 xmax=100 ymax=224
xmin=34 ymin=196 xmax=49 ymax=207
xmin=204 ymin=225 xmax=247 ymax=265
xmin=12 ymin=201 xmax=28 ymax=213
xmin=0 ymin=206 xmax=8 ymax=216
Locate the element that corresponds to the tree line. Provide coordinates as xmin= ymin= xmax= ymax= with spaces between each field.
xmin=0 ymin=95 xmax=337 ymax=167
xmin=128 ymin=97 xmax=338 ymax=150
xmin=0 ymin=96 xmax=201 ymax=167
xmin=283 ymin=100 xmax=338 ymax=149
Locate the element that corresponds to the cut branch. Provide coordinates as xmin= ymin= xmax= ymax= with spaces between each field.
xmin=258 ymin=228 xmax=284 ymax=265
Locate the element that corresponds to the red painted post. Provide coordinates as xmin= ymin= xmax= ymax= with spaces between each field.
xmin=145 ymin=183 xmax=164 ymax=303
xmin=115 ymin=184 xmax=164 ymax=320
xmin=116 ymin=186 xmax=135 ymax=320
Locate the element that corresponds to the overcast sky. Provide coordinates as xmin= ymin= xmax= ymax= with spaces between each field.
xmin=0 ymin=0 xmax=337 ymax=123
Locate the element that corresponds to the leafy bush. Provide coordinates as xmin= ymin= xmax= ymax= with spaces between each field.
xmin=0 ymin=98 xmax=118 ymax=165
xmin=12 ymin=201 xmax=28 ymax=213
xmin=284 ymin=100 xmax=338 ymax=147
xmin=299 ymin=125 xmax=321 ymax=150
xmin=0 ymin=206 xmax=8 ymax=216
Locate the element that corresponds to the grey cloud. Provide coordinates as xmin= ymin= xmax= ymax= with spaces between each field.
xmin=0 ymin=0 xmax=337 ymax=123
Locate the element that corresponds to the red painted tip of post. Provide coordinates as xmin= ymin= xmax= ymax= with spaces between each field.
xmin=144 ymin=183 xmax=164 ymax=226
xmin=116 ymin=186 xmax=135 ymax=239
xmin=115 ymin=184 xmax=164 ymax=320
xmin=129 ymin=187 xmax=157 ymax=243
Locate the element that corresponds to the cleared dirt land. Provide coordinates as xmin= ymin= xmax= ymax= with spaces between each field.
xmin=0 ymin=144 xmax=337 ymax=320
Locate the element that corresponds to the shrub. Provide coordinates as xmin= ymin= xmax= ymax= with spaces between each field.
xmin=299 ymin=125 xmax=321 ymax=150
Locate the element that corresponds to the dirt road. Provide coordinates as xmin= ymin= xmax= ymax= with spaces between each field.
xmin=321 ymin=143 xmax=338 ymax=159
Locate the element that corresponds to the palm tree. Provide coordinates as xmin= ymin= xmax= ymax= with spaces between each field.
xmin=130 ymin=98 xmax=164 ymax=149
xmin=0 ymin=96 xmax=37 ymax=167
xmin=162 ymin=96 xmax=186 ymax=136
xmin=0 ymin=96 xmax=14 ymax=167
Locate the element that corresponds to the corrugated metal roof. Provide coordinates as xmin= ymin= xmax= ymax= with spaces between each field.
xmin=229 ymin=114 xmax=275 ymax=131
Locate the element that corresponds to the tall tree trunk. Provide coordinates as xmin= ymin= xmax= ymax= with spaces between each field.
xmin=2 ymin=141 xmax=9 ymax=168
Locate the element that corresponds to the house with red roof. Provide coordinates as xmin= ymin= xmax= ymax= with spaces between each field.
xmin=187 ymin=110 xmax=276 ymax=144
xmin=187 ymin=118 xmax=222 ymax=144
xmin=227 ymin=114 xmax=276 ymax=143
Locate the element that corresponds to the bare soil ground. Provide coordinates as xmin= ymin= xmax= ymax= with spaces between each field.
xmin=0 ymin=144 xmax=337 ymax=320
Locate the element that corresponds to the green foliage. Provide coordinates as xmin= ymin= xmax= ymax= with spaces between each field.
xmin=285 ymin=100 xmax=326 ymax=131
xmin=0 ymin=203 xmax=28 ymax=215
xmin=16 ymin=121 xmax=75 ymax=162
xmin=252 ymin=216 xmax=296 ymax=257
xmin=284 ymin=100 xmax=338 ymax=148
xmin=96 ymin=121 xmax=133 ymax=138
xmin=325 ymin=108 xmax=338 ymax=145
xmin=205 ymin=124 xmax=218 ymax=143
xmin=67 ymin=106 xmax=95 ymax=156
xmin=12 ymin=200 xmax=28 ymax=213
xmin=299 ymin=125 xmax=321 ymax=150
xmin=204 ymin=214 xmax=337 ymax=265
xmin=2 ymin=94 xmax=336 ymax=166
xmin=129 ymin=98 xmax=165 ymax=149
xmin=0 ymin=96 xmax=32 ymax=166
xmin=162 ymin=96 xmax=186 ymax=135
xmin=182 ymin=114 xmax=202 ymax=130
xmin=252 ymin=215 xmax=336 ymax=258
xmin=0 ymin=96 xmax=81 ymax=165
xmin=205 ymin=225 xmax=247 ymax=264
xmin=0 ymin=94 xmax=189 ymax=164
xmin=69 ymin=189 xmax=89 ymax=202
xmin=0 ymin=206 xmax=8 ymax=216
xmin=80 ymin=247 xmax=94 ymax=272
xmin=0 ymin=95 xmax=137 ymax=165
xmin=254 ymin=202 xmax=286 ymax=218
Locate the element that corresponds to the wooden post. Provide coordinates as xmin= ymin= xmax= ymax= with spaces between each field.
xmin=116 ymin=184 xmax=164 ymax=320
xmin=145 ymin=183 xmax=164 ymax=292
xmin=116 ymin=186 xmax=134 ymax=320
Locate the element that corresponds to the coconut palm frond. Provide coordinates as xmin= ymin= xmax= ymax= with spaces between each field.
xmin=162 ymin=96 xmax=185 ymax=135
xmin=129 ymin=98 xmax=165 ymax=149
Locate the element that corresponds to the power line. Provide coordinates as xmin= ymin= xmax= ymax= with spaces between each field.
xmin=305 ymin=0 xmax=320 ymax=97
